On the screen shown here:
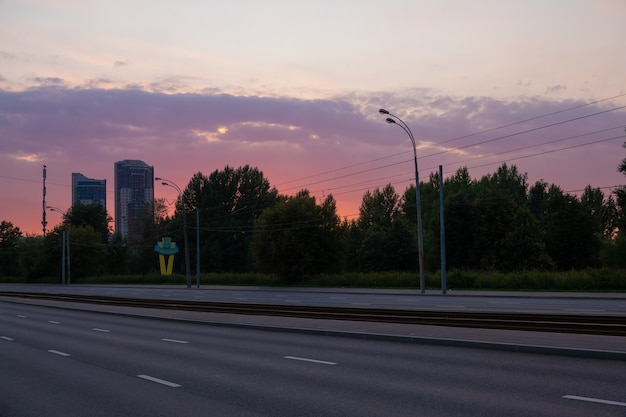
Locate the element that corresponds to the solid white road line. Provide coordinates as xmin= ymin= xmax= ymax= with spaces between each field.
xmin=48 ymin=350 xmax=70 ymax=357
xmin=49 ymin=320 xmax=61 ymax=324
xmin=137 ymin=374 xmax=181 ymax=388
xmin=17 ymin=315 xmax=27 ymax=318
xmin=284 ymin=356 xmax=337 ymax=365
xmin=161 ymin=338 xmax=189 ymax=344
xmin=564 ymin=395 xmax=626 ymax=407
xmin=92 ymin=328 xmax=111 ymax=333
xmin=1 ymin=336 xmax=13 ymax=341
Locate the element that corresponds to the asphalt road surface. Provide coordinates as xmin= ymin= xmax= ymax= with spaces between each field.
xmin=1 ymin=301 xmax=625 ymax=417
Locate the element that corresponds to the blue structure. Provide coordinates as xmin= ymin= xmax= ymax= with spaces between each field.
xmin=72 ymin=173 xmax=106 ymax=207
xmin=114 ymin=160 xmax=154 ymax=239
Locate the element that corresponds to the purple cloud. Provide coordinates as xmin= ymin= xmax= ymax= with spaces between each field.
xmin=1 ymin=86 xmax=625 ymax=234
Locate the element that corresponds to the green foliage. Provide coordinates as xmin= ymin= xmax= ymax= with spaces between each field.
xmin=180 ymin=165 xmax=279 ymax=273
xmin=67 ymin=225 xmax=108 ymax=280
xmin=66 ymin=203 xmax=112 ymax=243
xmin=0 ymin=220 xmax=22 ymax=277
xmin=252 ymin=191 xmax=345 ymax=282
xmin=18 ymin=235 xmax=51 ymax=282
xmin=355 ymin=184 xmax=416 ymax=271
xmin=3 ymin=151 xmax=626 ymax=281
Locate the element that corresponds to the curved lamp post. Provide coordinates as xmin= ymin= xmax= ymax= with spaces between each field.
xmin=47 ymin=206 xmax=70 ymax=285
xmin=155 ymin=177 xmax=191 ymax=288
xmin=379 ymin=108 xmax=425 ymax=293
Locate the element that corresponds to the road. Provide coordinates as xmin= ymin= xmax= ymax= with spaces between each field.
xmin=1 ymin=301 xmax=625 ymax=417
xmin=2 ymin=284 xmax=626 ymax=315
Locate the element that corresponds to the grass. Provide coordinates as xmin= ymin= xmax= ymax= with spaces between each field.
xmin=2 ymin=268 xmax=625 ymax=292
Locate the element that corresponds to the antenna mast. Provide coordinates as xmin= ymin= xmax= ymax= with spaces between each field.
xmin=42 ymin=164 xmax=47 ymax=236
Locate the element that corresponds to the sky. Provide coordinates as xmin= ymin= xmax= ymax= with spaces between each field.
xmin=1 ymin=0 xmax=625 ymax=236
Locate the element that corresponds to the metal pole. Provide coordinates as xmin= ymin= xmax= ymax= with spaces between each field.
xmin=413 ymin=143 xmax=425 ymax=294
xmin=379 ymin=109 xmax=425 ymax=293
xmin=66 ymin=228 xmax=71 ymax=285
xmin=439 ymin=165 xmax=447 ymax=294
xmin=155 ymin=178 xmax=191 ymax=288
xmin=61 ymin=230 xmax=66 ymax=284
xmin=181 ymin=199 xmax=191 ymax=288
xmin=196 ymin=210 xmax=200 ymax=288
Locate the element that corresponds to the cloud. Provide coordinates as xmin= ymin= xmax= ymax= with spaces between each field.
xmin=1 ymin=51 xmax=16 ymax=60
xmin=546 ymin=84 xmax=567 ymax=94
xmin=29 ymin=77 xmax=65 ymax=85
xmin=1 ymin=86 xmax=624 ymax=232
xmin=113 ymin=60 xmax=128 ymax=67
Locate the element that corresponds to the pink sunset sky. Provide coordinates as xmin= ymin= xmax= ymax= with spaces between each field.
xmin=1 ymin=0 xmax=625 ymax=235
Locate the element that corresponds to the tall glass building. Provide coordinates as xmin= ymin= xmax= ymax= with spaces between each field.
xmin=72 ymin=173 xmax=106 ymax=207
xmin=114 ymin=160 xmax=154 ymax=239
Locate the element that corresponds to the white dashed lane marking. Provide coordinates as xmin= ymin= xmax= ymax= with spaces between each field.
xmin=137 ymin=374 xmax=181 ymax=388
xmin=564 ymin=395 xmax=626 ymax=407
xmin=161 ymin=338 xmax=189 ymax=344
xmin=48 ymin=350 xmax=70 ymax=357
xmin=284 ymin=356 xmax=337 ymax=366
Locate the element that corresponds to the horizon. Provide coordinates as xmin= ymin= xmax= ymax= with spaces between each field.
xmin=1 ymin=0 xmax=625 ymax=235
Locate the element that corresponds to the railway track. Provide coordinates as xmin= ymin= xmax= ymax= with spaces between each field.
xmin=1 ymin=291 xmax=625 ymax=337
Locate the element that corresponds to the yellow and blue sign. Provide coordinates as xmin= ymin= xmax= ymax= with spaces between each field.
xmin=154 ymin=237 xmax=179 ymax=275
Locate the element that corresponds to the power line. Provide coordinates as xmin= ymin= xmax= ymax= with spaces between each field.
xmin=273 ymin=93 xmax=626 ymax=190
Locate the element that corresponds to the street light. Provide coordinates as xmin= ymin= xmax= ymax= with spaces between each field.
xmin=47 ymin=206 xmax=70 ymax=285
xmin=155 ymin=177 xmax=192 ymax=288
xmin=379 ymin=108 xmax=425 ymax=293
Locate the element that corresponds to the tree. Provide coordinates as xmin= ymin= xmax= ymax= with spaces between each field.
xmin=580 ymin=186 xmax=618 ymax=239
xmin=66 ymin=203 xmax=112 ymax=243
xmin=252 ymin=191 xmax=344 ymax=281
xmin=606 ymin=141 xmax=626 ymax=266
xmin=355 ymin=184 xmax=415 ymax=271
xmin=441 ymin=167 xmax=477 ymax=270
xmin=499 ymin=207 xmax=554 ymax=271
xmin=67 ymin=225 xmax=107 ymax=280
xmin=129 ymin=200 xmax=165 ymax=274
xmin=18 ymin=236 xmax=49 ymax=282
xmin=183 ymin=165 xmax=279 ymax=273
xmin=614 ymin=141 xmax=626 ymax=234
xmin=0 ymin=221 xmax=22 ymax=277
xmin=540 ymin=185 xmax=600 ymax=269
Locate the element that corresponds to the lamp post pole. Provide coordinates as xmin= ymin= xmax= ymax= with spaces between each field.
xmin=156 ymin=178 xmax=191 ymax=288
xmin=47 ymin=206 xmax=70 ymax=285
xmin=379 ymin=109 xmax=425 ymax=293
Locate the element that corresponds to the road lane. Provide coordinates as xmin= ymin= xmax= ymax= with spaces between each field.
xmin=1 ymin=300 xmax=625 ymax=416
xmin=0 ymin=335 xmax=260 ymax=417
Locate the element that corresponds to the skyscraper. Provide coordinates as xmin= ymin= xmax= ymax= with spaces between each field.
xmin=114 ymin=160 xmax=154 ymax=239
xmin=72 ymin=173 xmax=106 ymax=207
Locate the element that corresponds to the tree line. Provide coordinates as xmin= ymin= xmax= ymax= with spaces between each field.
xmin=1 ymin=146 xmax=626 ymax=283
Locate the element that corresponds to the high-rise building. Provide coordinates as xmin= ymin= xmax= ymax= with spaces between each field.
xmin=114 ymin=160 xmax=154 ymax=239
xmin=72 ymin=173 xmax=106 ymax=207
